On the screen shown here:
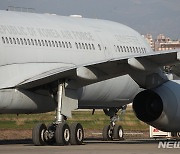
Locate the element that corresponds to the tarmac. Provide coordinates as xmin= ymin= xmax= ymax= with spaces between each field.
xmin=0 ymin=138 xmax=179 ymax=154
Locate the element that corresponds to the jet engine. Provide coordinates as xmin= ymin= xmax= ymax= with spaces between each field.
xmin=133 ymin=80 xmax=180 ymax=132
xmin=0 ymin=89 xmax=56 ymax=114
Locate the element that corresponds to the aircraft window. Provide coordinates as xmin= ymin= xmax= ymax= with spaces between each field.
xmin=128 ymin=47 xmax=130 ymax=52
xmin=69 ymin=42 xmax=72 ymax=48
xmin=84 ymin=43 xmax=88 ymax=50
xmin=123 ymin=46 xmax=125 ymax=52
xmin=24 ymin=38 xmax=27 ymax=45
xmin=132 ymin=47 xmax=135 ymax=53
xmin=119 ymin=46 xmax=122 ymax=52
xmin=117 ymin=46 xmax=120 ymax=52
xmin=30 ymin=39 xmax=33 ymax=45
xmin=58 ymin=41 xmax=62 ymax=47
xmin=5 ymin=37 xmax=9 ymax=44
xmin=52 ymin=41 xmax=55 ymax=47
xmin=89 ymin=44 xmax=91 ymax=50
xmin=45 ymin=40 xmax=48 ymax=46
xmin=120 ymin=46 xmax=123 ymax=52
xmin=78 ymin=43 xmax=82 ymax=49
xmin=98 ymin=44 xmax=101 ymax=50
xmin=75 ymin=42 xmax=78 ymax=49
xmin=143 ymin=48 xmax=145 ymax=52
xmin=136 ymin=47 xmax=138 ymax=52
xmin=130 ymin=47 xmax=132 ymax=53
xmin=114 ymin=45 xmax=116 ymax=51
xmin=9 ymin=37 xmax=12 ymax=44
xmin=12 ymin=38 xmax=16 ymax=44
xmin=38 ymin=40 xmax=41 ymax=46
xmin=41 ymin=40 xmax=45 ymax=46
xmin=119 ymin=46 xmax=121 ymax=52
xmin=65 ymin=42 xmax=68 ymax=48
xmin=132 ymin=47 xmax=134 ymax=53
xmin=31 ymin=39 xmax=34 ymax=45
xmin=62 ymin=41 xmax=65 ymax=48
xmin=34 ymin=39 xmax=37 ymax=46
xmin=27 ymin=39 xmax=31 ymax=45
xmin=13 ymin=38 xmax=16 ymax=44
xmin=20 ymin=38 xmax=23 ymax=45
xmin=2 ymin=37 xmax=5 ymax=44
xmin=16 ymin=38 xmax=20 ymax=44
xmin=55 ymin=41 xmax=58 ymax=47
xmin=127 ymin=46 xmax=129 ymax=52
xmin=126 ymin=46 xmax=129 ymax=52
xmin=92 ymin=44 xmax=95 ymax=50
xmin=8 ymin=38 xmax=12 ymax=44
xmin=48 ymin=40 xmax=51 ymax=47
xmin=82 ymin=43 xmax=85 ymax=49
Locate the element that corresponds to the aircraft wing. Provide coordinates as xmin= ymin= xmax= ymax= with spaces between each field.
xmin=18 ymin=50 xmax=180 ymax=89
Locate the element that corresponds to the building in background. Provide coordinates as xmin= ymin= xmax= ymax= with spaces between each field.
xmin=143 ymin=34 xmax=180 ymax=51
xmin=142 ymin=34 xmax=155 ymax=50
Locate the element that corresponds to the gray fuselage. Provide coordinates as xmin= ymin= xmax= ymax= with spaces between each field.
xmin=0 ymin=10 xmax=151 ymax=113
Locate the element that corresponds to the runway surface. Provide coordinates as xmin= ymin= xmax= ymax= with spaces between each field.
xmin=0 ymin=138 xmax=179 ymax=154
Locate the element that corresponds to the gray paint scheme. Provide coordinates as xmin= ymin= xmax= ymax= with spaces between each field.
xmin=0 ymin=10 xmax=180 ymax=116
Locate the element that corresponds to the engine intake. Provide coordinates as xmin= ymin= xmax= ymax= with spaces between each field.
xmin=133 ymin=90 xmax=163 ymax=123
xmin=133 ymin=80 xmax=180 ymax=132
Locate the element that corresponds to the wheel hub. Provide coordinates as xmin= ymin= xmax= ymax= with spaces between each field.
xmin=64 ymin=128 xmax=70 ymax=142
xmin=119 ymin=129 xmax=123 ymax=138
xmin=77 ymin=128 xmax=83 ymax=141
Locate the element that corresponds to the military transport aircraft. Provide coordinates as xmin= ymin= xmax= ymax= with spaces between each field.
xmin=0 ymin=10 xmax=180 ymax=146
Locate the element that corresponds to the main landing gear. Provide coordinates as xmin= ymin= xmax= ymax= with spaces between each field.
xmin=32 ymin=83 xmax=84 ymax=146
xmin=102 ymin=107 xmax=126 ymax=141
xmin=32 ymin=121 xmax=84 ymax=146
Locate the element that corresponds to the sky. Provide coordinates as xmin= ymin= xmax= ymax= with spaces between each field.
xmin=0 ymin=0 xmax=180 ymax=39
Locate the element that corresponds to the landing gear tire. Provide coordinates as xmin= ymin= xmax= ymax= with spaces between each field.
xmin=103 ymin=125 xmax=112 ymax=141
xmin=113 ymin=125 xmax=124 ymax=140
xmin=70 ymin=123 xmax=84 ymax=145
xmin=46 ymin=123 xmax=56 ymax=145
xmin=55 ymin=123 xmax=70 ymax=146
xmin=172 ymin=132 xmax=180 ymax=138
xmin=176 ymin=132 xmax=180 ymax=138
xmin=32 ymin=123 xmax=47 ymax=146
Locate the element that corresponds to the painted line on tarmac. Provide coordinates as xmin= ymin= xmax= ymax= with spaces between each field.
xmin=92 ymin=132 xmax=144 ymax=135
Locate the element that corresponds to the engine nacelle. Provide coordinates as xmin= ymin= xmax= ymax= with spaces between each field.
xmin=0 ymin=89 xmax=56 ymax=114
xmin=133 ymin=80 xmax=180 ymax=132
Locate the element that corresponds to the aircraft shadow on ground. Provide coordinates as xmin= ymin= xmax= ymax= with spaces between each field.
xmin=0 ymin=139 xmax=32 ymax=145
xmin=0 ymin=138 xmax=176 ymax=145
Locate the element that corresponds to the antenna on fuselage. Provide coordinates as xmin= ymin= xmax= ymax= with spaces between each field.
xmin=6 ymin=6 xmax=35 ymax=13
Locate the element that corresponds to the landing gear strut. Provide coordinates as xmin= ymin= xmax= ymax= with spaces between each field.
xmin=32 ymin=83 xmax=84 ymax=146
xmin=102 ymin=107 xmax=126 ymax=141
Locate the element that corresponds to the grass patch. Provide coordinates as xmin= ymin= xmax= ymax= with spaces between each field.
xmin=0 ymin=108 xmax=148 ymax=131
